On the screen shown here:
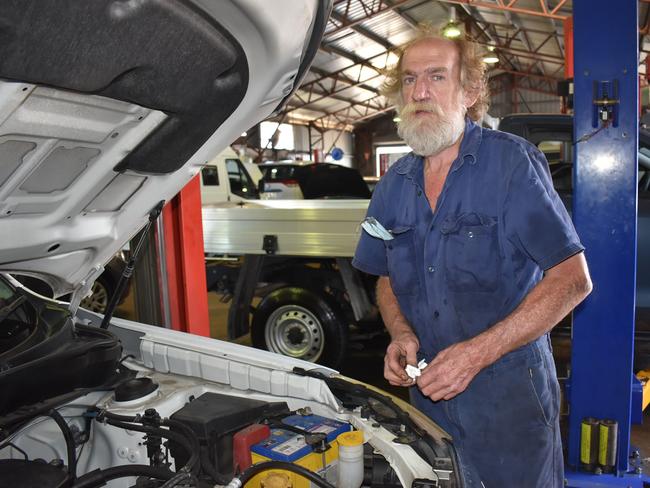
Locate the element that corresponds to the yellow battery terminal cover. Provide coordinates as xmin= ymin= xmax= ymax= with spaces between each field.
xmin=337 ymin=431 xmax=364 ymax=447
xmin=260 ymin=472 xmax=292 ymax=488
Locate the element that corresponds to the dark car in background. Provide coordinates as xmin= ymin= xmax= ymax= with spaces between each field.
xmin=498 ymin=113 xmax=650 ymax=368
xmin=259 ymin=161 xmax=371 ymax=199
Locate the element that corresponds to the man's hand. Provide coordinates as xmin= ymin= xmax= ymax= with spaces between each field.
xmin=384 ymin=331 xmax=420 ymax=386
xmin=416 ymin=340 xmax=483 ymax=401
xmin=376 ymin=276 xmax=420 ymax=387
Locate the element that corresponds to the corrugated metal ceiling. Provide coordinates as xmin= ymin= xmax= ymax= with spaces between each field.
xmin=273 ymin=0 xmax=648 ymax=130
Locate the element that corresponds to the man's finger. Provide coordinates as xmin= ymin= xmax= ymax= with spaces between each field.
xmin=419 ymin=378 xmax=453 ymax=401
xmin=404 ymin=346 xmax=418 ymax=369
xmin=385 ymin=352 xmax=409 ymax=382
xmin=384 ymin=357 xmax=404 ymax=381
xmin=384 ymin=358 xmax=416 ymax=386
xmin=442 ymin=391 xmax=460 ymax=401
xmin=385 ymin=371 xmax=414 ymax=387
xmin=417 ymin=370 xmax=449 ymax=396
xmin=430 ymin=388 xmax=454 ymax=402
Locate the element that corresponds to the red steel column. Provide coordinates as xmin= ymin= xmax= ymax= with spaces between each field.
xmin=162 ymin=174 xmax=210 ymax=336
xmin=561 ymin=16 xmax=573 ymax=114
xmin=564 ymin=16 xmax=574 ymax=79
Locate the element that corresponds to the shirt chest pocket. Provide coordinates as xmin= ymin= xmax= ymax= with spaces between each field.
xmin=440 ymin=213 xmax=501 ymax=292
xmin=385 ymin=226 xmax=419 ymax=296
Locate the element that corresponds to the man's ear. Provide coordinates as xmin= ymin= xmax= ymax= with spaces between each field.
xmin=462 ymin=85 xmax=480 ymax=111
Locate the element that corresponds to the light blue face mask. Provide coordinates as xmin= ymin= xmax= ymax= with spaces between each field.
xmin=360 ymin=217 xmax=394 ymax=241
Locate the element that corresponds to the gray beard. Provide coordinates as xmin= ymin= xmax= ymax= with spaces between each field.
xmin=397 ymin=105 xmax=466 ymax=157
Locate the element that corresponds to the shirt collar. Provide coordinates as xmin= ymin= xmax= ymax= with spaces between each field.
xmin=394 ymin=117 xmax=483 ymax=180
xmin=457 ymin=117 xmax=482 ymax=165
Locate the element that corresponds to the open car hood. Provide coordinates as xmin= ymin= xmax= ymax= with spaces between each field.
xmin=0 ymin=0 xmax=329 ymax=297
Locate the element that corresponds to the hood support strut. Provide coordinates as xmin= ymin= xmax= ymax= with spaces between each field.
xmin=98 ymin=201 xmax=165 ymax=330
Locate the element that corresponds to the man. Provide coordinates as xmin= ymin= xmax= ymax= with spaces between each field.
xmin=352 ymin=30 xmax=592 ymax=487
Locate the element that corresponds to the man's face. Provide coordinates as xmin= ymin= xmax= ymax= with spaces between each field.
xmin=396 ymin=37 xmax=467 ymax=157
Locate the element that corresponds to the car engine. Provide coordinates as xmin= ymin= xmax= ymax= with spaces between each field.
xmin=0 ymin=287 xmax=462 ymax=488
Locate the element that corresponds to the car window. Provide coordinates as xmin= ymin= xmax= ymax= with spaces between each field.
xmin=502 ymin=119 xmax=650 ymax=199
xmin=263 ymin=165 xmax=298 ymax=182
xmin=299 ymin=163 xmax=371 ymax=199
xmin=537 ymin=139 xmax=573 ymax=192
xmin=201 ymin=166 xmax=219 ymax=186
xmin=226 ymin=158 xmax=256 ymax=198
xmin=535 ymin=137 xmax=650 ymax=198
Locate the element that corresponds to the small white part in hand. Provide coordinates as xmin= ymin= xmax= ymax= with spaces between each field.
xmin=405 ymin=359 xmax=428 ymax=379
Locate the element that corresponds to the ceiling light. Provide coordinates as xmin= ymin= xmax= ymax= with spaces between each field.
xmin=482 ymin=46 xmax=498 ymax=64
xmin=442 ymin=8 xmax=462 ymax=39
xmin=442 ymin=22 xmax=461 ymax=38
xmin=482 ymin=53 xmax=499 ymax=64
xmin=393 ymin=116 xmax=401 ymax=122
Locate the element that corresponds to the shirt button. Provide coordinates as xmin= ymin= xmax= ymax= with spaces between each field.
xmin=467 ymin=231 xmax=474 ymax=238
xmin=427 ymin=266 xmax=435 ymax=273
xmin=434 ymin=310 xmax=440 ymax=318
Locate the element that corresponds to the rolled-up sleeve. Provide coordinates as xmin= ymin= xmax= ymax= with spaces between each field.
xmin=503 ymin=145 xmax=584 ymax=270
xmin=352 ymin=181 xmax=389 ymax=276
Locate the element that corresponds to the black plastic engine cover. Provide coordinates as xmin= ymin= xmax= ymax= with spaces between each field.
xmin=170 ymin=392 xmax=289 ymax=478
xmin=0 ymin=319 xmax=122 ymax=416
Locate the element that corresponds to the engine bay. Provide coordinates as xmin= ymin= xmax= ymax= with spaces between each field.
xmin=0 ymin=365 xmax=460 ymax=488
xmin=0 ymin=281 xmax=462 ymax=488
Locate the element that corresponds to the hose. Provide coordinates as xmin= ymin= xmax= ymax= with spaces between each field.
xmin=159 ymin=471 xmax=198 ymax=488
xmin=48 ymin=409 xmax=77 ymax=481
xmin=232 ymin=461 xmax=336 ymax=488
xmin=102 ymin=417 xmax=199 ymax=474
xmin=69 ymin=410 xmax=203 ymax=487
xmin=71 ymin=465 xmax=175 ymax=488
xmin=98 ymin=410 xmax=200 ymax=474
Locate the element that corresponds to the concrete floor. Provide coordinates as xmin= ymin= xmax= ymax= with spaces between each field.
xmin=115 ymin=290 xmax=650 ymax=474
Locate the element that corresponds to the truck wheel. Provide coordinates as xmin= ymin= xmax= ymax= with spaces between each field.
xmin=252 ymin=287 xmax=348 ymax=369
xmin=80 ymin=275 xmax=113 ymax=314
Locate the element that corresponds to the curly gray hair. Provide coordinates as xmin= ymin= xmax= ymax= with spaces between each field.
xmin=381 ymin=26 xmax=490 ymax=121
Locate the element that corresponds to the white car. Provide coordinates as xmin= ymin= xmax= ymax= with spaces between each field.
xmin=258 ymin=161 xmax=314 ymax=199
xmin=0 ymin=2 xmax=468 ymax=487
xmin=200 ymin=148 xmax=262 ymax=204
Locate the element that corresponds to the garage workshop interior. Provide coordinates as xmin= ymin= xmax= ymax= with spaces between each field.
xmin=1 ymin=1 xmax=650 ymax=487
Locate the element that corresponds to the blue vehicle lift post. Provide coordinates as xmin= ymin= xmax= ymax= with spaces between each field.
xmin=566 ymin=0 xmax=648 ymax=486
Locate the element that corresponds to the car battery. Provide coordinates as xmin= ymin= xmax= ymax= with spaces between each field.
xmin=247 ymin=414 xmax=351 ymax=488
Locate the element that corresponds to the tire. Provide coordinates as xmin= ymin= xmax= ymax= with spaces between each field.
xmin=80 ymin=275 xmax=114 ymax=314
xmin=251 ymin=287 xmax=348 ymax=369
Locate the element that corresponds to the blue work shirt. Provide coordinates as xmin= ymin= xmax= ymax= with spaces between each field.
xmin=353 ymin=118 xmax=584 ymax=358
